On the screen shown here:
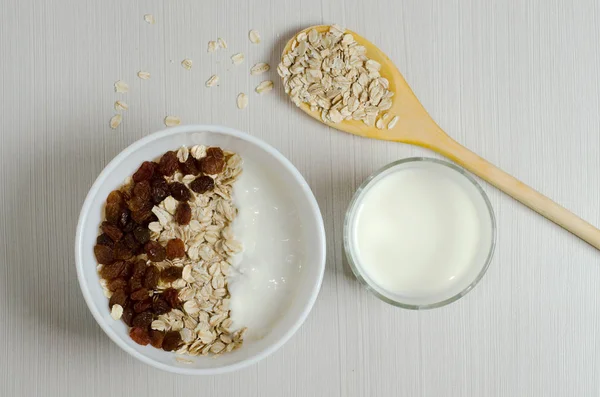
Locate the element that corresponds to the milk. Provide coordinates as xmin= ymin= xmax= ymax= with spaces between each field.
xmin=350 ymin=161 xmax=494 ymax=305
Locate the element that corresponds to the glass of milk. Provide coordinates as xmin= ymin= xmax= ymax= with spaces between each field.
xmin=344 ymin=158 xmax=496 ymax=309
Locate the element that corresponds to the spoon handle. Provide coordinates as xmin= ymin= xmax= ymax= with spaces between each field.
xmin=431 ymin=135 xmax=600 ymax=250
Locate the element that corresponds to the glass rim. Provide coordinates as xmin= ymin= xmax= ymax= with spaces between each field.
xmin=343 ymin=157 xmax=497 ymax=310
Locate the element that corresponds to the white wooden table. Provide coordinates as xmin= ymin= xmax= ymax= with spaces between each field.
xmin=2 ymin=0 xmax=600 ymax=395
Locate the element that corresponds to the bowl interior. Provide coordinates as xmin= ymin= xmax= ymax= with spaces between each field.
xmin=75 ymin=126 xmax=325 ymax=374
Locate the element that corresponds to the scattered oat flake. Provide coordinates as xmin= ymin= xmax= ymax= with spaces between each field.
xmin=144 ymin=14 xmax=155 ymax=24
xmin=114 ymin=80 xmax=128 ymax=93
xmin=255 ymin=80 xmax=274 ymax=94
xmin=175 ymin=356 xmax=194 ymax=364
xmin=110 ymin=304 xmax=123 ymax=320
xmin=249 ymin=29 xmax=261 ymax=44
xmin=375 ymin=118 xmax=384 ymax=129
xmin=231 ymin=53 xmax=244 ymax=65
xmin=217 ymin=37 xmax=227 ymax=49
xmin=137 ymin=71 xmax=150 ymax=80
xmin=109 ymin=114 xmax=122 ymax=129
xmin=205 ymin=74 xmax=219 ymax=87
xmin=164 ymin=116 xmax=181 ymax=127
xmin=207 ymin=41 xmax=217 ymax=53
xmin=181 ymin=59 xmax=193 ymax=70
xmin=250 ymin=62 xmax=270 ymax=75
xmin=237 ymin=93 xmax=248 ymax=109
xmin=387 ymin=115 xmax=399 ymax=129
xmin=114 ymin=101 xmax=128 ymax=111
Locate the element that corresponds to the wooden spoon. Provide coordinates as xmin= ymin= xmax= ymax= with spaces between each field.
xmin=282 ymin=25 xmax=600 ymax=250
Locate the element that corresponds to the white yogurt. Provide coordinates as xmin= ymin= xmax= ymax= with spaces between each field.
xmin=228 ymin=159 xmax=304 ymax=339
xmin=349 ymin=160 xmax=494 ymax=306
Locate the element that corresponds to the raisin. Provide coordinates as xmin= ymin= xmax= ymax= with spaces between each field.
xmin=143 ymin=266 xmax=160 ymax=289
xmin=158 ymin=151 xmax=179 ymax=176
xmin=120 ymin=180 xmax=135 ymax=200
xmin=189 ymin=175 xmax=215 ymax=194
xmin=132 ymin=161 xmax=156 ymax=183
xmin=132 ymin=226 xmax=150 ymax=244
xmin=105 ymin=203 xmax=122 ymax=225
xmin=162 ymin=288 xmax=180 ymax=308
xmin=134 ymin=299 xmax=153 ymax=313
xmin=122 ymin=233 xmax=140 ymax=252
xmin=161 ymin=267 xmax=183 ymax=283
xmin=121 ymin=219 xmax=136 ymax=233
xmin=122 ymin=306 xmax=135 ymax=326
xmin=162 ymin=331 xmax=182 ymax=351
xmin=118 ymin=208 xmax=131 ymax=230
xmin=169 ymin=182 xmax=192 ymax=202
xmin=96 ymin=233 xmax=114 ymax=248
xmin=113 ymin=241 xmax=134 ymax=260
xmin=180 ymin=156 xmax=200 ymax=176
xmin=145 ymin=241 xmax=166 ymax=262
xmin=100 ymin=261 xmax=126 ymax=280
xmin=132 ymin=311 xmax=154 ymax=329
xmin=109 ymin=289 xmax=128 ymax=308
xmin=101 ymin=222 xmax=123 ymax=242
xmin=151 ymin=176 xmax=170 ymax=204
xmin=133 ymin=259 xmax=147 ymax=276
xmin=141 ymin=213 xmax=158 ymax=226
xmin=107 ymin=277 xmax=128 ymax=292
xmin=94 ymin=245 xmax=115 ymax=265
xmin=163 ymin=239 xmax=184 ymax=260
xmin=133 ymin=180 xmax=151 ymax=202
xmin=129 ymin=327 xmax=151 ymax=346
xmin=107 ymin=190 xmax=124 ymax=206
xmin=119 ymin=261 xmax=134 ymax=279
xmin=131 ymin=288 xmax=151 ymax=301
xmin=175 ymin=202 xmax=192 ymax=225
xmin=150 ymin=330 xmax=165 ymax=349
xmin=127 ymin=195 xmax=152 ymax=213
xmin=200 ymin=155 xmax=225 ymax=175
xmin=131 ymin=208 xmax=153 ymax=224
xmin=129 ymin=274 xmax=144 ymax=292
xmin=152 ymin=297 xmax=171 ymax=314
xmin=206 ymin=147 xmax=225 ymax=160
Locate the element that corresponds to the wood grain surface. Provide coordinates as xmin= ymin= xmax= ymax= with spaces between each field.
xmin=1 ymin=0 xmax=600 ymax=396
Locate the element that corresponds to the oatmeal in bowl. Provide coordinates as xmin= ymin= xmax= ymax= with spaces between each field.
xmin=75 ymin=125 xmax=326 ymax=374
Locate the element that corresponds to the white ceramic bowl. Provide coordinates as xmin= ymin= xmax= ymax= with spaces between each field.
xmin=75 ymin=125 xmax=326 ymax=375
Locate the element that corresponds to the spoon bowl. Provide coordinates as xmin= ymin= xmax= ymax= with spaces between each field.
xmin=281 ymin=25 xmax=600 ymax=250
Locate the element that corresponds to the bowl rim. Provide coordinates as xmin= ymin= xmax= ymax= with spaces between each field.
xmin=74 ymin=124 xmax=326 ymax=375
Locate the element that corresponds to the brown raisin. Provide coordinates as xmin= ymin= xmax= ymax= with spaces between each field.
xmin=143 ymin=266 xmax=160 ymax=289
xmin=162 ymin=288 xmax=180 ymax=308
xmin=100 ymin=261 xmax=126 ymax=280
xmin=166 ymin=238 xmax=186 ymax=259
xmin=120 ymin=180 xmax=135 ymax=200
xmin=189 ymin=175 xmax=215 ymax=194
xmin=105 ymin=203 xmax=122 ymax=225
xmin=158 ymin=151 xmax=179 ymax=176
xmin=133 ymin=180 xmax=152 ymax=202
xmin=113 ymin=241 xmax=134 ymax=261
xmin=175 ymin=202 xmax=192 ymax=225
xmin=129 ymin=327 xmax=151 ymax=346
xmin=150 ymin=330 xmax=165 ymax=349
xmin=107 ymin=277 xmax=128 ymax=292
xmin=107 ymin=190 xmax=124 ymax=206
xmin=117 ymin=208 xmax=131 ymax=230
xmin=129 ymin=274 xmax=144 ymax=292
xmin=131 ymin=208 xmax=153 ymax=224
xmin=109 ymin=288 xmax=128 ymax=308
xmin=144 ymin=241 xmax=166 ymax=262
xmin=133 ymin=259 xmax=147 ymax=275
xmin=119 ymin=261 xmax=134 ymax=279
xmin=169 ymin=182 xmax=192 ymax=202
xmin=133 ymin=226 xmax=150 ymax=244
xmin=206 ymin=147 xmax=225 ymax=160
xmin=200 ymin=155 xmax=225 ymax=175
xmin=162 ymin=331 xmax=182 ymax=351
xmin=94 ymin=245 xmax=115 ymax=265
xmin=101 ymin=222 xmax=123 ymax=242
xmin=180 ymin=156 xmax=200 ymax=176
xmin=151 ymin=176 xmax=170 ymax=204
xmin=161 ymin=267 xmax=183 ymax=283
xmin=134 ymin=299 xmax=153 ymax=313
xmin=132 ymin=311 xmax=154 ymax=329
xmin=132 ymin=161 xmax=156 ymax=182
xmin=152 ymin=297 xmax=171 ymax=314
xmin=122 ymin=306 xmax=135 ymax=326
xmin=127 ymin=195 xmax=152 ymax=213
xmin=121 ymin=219 xmax=136 ymax=233
xmin=96 ymin=233 xmax=114 ymax=248
xmin=122 ymin=233 xmax=140 ymax=252
xmin=131 ymin=288 xmax=151 ymax=301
